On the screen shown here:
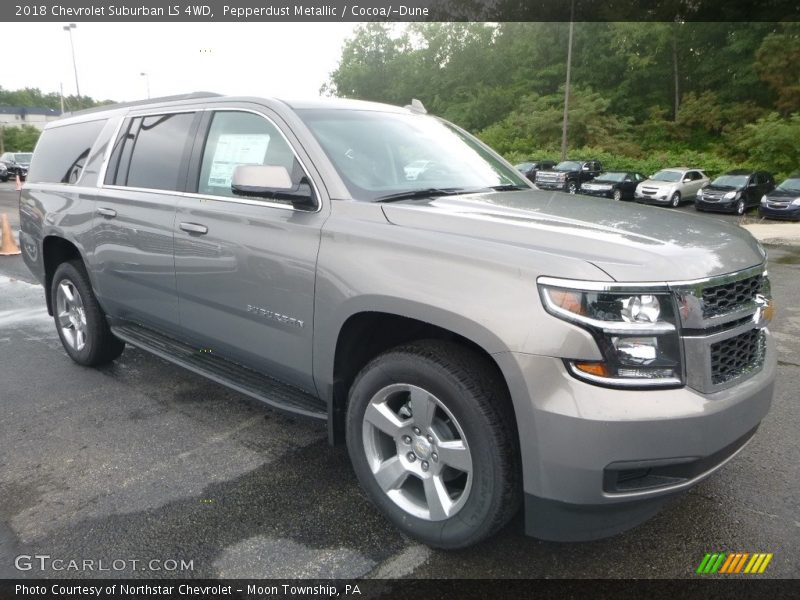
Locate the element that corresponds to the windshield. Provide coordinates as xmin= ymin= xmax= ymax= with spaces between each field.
xmin=650 ymin=170 xmax=682 ymax=182
xmin=296 ymin=109 xmax=528 ymax=202
xmin=14 ymin=153 xmax=32 ymax=163
xmin=712 ymin=175 xmax=748 ymax=188
xmin=595 ymin=172 xmax=626 ymax=182
xmin=776 ymin=178 xmax=800 ymax=193
xmin=554 ymin=161 xmax=580 ymax=171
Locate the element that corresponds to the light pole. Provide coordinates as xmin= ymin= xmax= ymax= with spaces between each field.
xmin=560 ymin=0 xmax=575 ymax=162
xmin=140 ymin=72 xmax=151 ymax=99
xmin=63 ymin=23 xmax=81 ymax=97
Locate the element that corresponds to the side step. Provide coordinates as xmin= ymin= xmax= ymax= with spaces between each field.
xmin=111 ymin=322 xmax=327 ymax=420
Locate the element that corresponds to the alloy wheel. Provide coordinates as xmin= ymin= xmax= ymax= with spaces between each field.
xmin=55 ymin=279 xmax=88 ymax=351
xmin=361 ymin=383 xmax=473 ymax=521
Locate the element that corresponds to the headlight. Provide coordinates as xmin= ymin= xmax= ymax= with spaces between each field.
xmin=723 ymin=190 xmax=740 ymax=200
xmin=697 ymin=189 xmax=704 ymax=198
xmin=792 ymin=197 xmax=800 ymax=206
xmin=761 ymin=195 xmax=768 ymax=205
xmin=538 ymin=280 xmax=682 ymax=388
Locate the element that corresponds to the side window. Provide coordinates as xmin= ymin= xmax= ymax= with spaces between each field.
xmin=197 ymin=111 xmax=305 ymax=200
xmin=686 ymin=171 xmax=699 ymax=181
xmin=26 ymin=119 xmax=106 ymax=184
xmin=106 ymin=112 xmax=196 ymax=191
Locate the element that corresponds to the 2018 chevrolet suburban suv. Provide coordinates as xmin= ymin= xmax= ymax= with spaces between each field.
xmin=19 ymin=93 xmax=776 ymax=548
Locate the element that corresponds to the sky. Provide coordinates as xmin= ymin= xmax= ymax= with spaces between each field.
xmin=2 ymin=22 xmax=359 ymax=103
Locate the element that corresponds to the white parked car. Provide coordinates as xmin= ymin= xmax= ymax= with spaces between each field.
xmin=635 ymin=167 xmax=709 ymax=208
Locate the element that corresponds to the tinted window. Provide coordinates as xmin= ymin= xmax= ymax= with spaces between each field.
xmin=127 ymin=113 xmax=196 ymax=190
xmin=27 ymin=120 xmax=106 ymax=184
xmin=197 ymin=111 xmax=306 ymax=199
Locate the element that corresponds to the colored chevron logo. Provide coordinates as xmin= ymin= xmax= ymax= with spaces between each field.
xmin=696 ymin=552 xmax=773 ymax=574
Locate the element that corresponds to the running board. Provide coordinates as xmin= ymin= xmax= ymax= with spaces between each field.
xmin=111 ymin=322 xmax=327 ymax=420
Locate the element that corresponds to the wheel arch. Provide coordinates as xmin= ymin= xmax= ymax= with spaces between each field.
xmin=325 ymin=307 xmax=517 ymax=447
xmin=41 ymin=235 xmax=88 ymax=316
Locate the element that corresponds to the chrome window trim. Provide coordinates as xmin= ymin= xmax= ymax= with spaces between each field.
xmin=96 ymin=107 xmax=323 ymax=214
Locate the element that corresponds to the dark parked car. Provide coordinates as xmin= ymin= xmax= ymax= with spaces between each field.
xmin=580 ymin=171 xmax=646 ymax=201
xmin=534 ymin=159 xmax=603 ymax=194
xmin=0 ymin=152 xmax=32 ymax=180
xmin=0 ymin=162 xmax=7 ymax=182
xmin=695 ymin=170 xmax=774 ymax=215
xmin=514 ymin=159 xmax=556 ymax=183
xmin=759 ymin=173 xmax=800 ymax=220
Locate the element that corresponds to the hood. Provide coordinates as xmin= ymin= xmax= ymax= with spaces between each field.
xmin=381 ymin=190 xmax=765 ymax=282
xmin=767 ymin=188 xmax=800 ymax=200
xmin=704 ymin=184 xmax=742 ymax=193
xmin=639 ymin=179 xmax=677 ymax=189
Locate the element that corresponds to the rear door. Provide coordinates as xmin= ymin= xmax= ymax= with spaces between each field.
xmin=173 ymin=107 xmax=328 ymax=392
xmin=92 ymin=110 xmax=201 ymax=334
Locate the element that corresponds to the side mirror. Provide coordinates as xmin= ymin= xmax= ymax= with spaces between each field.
xmin=683 ymin=178 xmax=692 ymax=183
xmin=582 ymin=165 xmax=590 ymax=171
xmin=231 ymin=165 xmax=315 ymax=208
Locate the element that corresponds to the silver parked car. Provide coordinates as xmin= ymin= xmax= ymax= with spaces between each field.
xmin=19 ymin=94 xmax=775 ymax=548
xmin=635 ymin=167 xmax=710 ymax=207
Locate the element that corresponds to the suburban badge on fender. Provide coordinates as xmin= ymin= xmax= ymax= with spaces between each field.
xmin=247 ymin=305 xmax=304 ymax=328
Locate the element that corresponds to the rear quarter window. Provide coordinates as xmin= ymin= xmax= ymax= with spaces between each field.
xmin=27 ymin=119 xmax=107 ymax=184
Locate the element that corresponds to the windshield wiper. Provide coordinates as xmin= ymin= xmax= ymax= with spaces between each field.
xmin=489 ymin=184 xmax=529 ymax=191
xmin=373 ymin=188 xmax=474 ymax=203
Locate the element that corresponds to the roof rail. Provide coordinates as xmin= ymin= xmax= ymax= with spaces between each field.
xmin=64 ymin=91 xmax=223 ymax=117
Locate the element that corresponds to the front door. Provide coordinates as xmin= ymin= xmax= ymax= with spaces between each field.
xmin=173 ymin=109 xmax=327 ymax=392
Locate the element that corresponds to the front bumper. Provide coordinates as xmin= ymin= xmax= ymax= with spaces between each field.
xmin=635 ymin=192 xmax=670 ymax=204
xmin=535 ymin=180 xmax=567 ymax=191
xmin=494 ymin=337 xmax=775 ymax=540
xmin=580 ymin=188 xmax=613 ymax=198
xmin=760 ymin=205 xmax=800 ymax=220
xmin=696 ymin=198 xmax=738 ymax=213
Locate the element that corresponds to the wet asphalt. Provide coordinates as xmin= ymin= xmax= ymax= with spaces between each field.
xmin=0 ymin=182 xmax=798 ymax=580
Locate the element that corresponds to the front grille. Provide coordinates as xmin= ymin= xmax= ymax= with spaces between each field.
xmin=710 ymin=329 xmax=765 ymax=385
xmin=701 ymin=274 xmax=763 ymax=317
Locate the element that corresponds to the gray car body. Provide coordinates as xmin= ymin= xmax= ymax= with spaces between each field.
xmin=19 ymin=95 xmax=776 ymax=541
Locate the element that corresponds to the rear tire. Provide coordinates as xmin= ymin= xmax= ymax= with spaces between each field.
xmin=51 ymin=260 xmax=125 ymax=366
xmin=346 ymin=340 xmax=521 ymax=549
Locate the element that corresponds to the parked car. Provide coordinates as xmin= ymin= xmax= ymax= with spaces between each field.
xmin=580 ymin=171 xmax=647 ymax=201
xmin=696 ymin=170 xmax=775 ymax=215
xmin=635 ymin=167 xmax=709 ymax=207
xmin=20 ymin=93 xmax=775 ymax=549
xmin=0 ymin=152 xmax=32 ymax=180
xmin=759 ymin=173 xmax=800 ymax=220
xmin=534 ymin=159 xmax=603 ymax=194
xmin=514 ymin=159 xmax=556 ymax=183
xmin=0 ymin=162 xmax=7 ymax=182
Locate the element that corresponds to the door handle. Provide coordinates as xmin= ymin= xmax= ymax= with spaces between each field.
xmin=179 ymin=222 xmax=208 ymax=235
xmin=97 ymin=207 xmax=117 ymax=218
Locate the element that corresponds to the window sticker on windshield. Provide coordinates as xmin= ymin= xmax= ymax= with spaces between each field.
xmin=207 ymin=134 xmax=270 ymax=188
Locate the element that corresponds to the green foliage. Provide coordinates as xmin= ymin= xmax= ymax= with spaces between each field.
xmin=326 ymin=22 xmax=799 ymax=183
xmin=1 ymin=125 xmax=40 ymax=152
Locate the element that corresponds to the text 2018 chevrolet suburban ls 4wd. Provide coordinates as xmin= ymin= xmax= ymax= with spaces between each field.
xmin=19 ymin=93 xmax=776 ymax=548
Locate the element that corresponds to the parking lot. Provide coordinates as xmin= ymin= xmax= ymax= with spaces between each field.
xmin=0 ymin=180 xmax=798 ymax=579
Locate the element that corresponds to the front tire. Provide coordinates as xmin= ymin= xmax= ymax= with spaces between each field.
xmin=51 ymin=260 xmax=125 ymax=366
xmin=736 ymin=199 xmax=746 ymax=215
xmin=567 ymin=181 xmax=578 ymax=194
xmin=613 ymin=189 xmax=622 ymax=201
xmin=669 ymin=192 xmax=681 ymax=207
xmin=346 ymin=340 xmax=521 ymax=549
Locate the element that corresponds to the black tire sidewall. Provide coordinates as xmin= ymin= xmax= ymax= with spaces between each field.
xmin=346 ymin=350 xmax=509 ymax=548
